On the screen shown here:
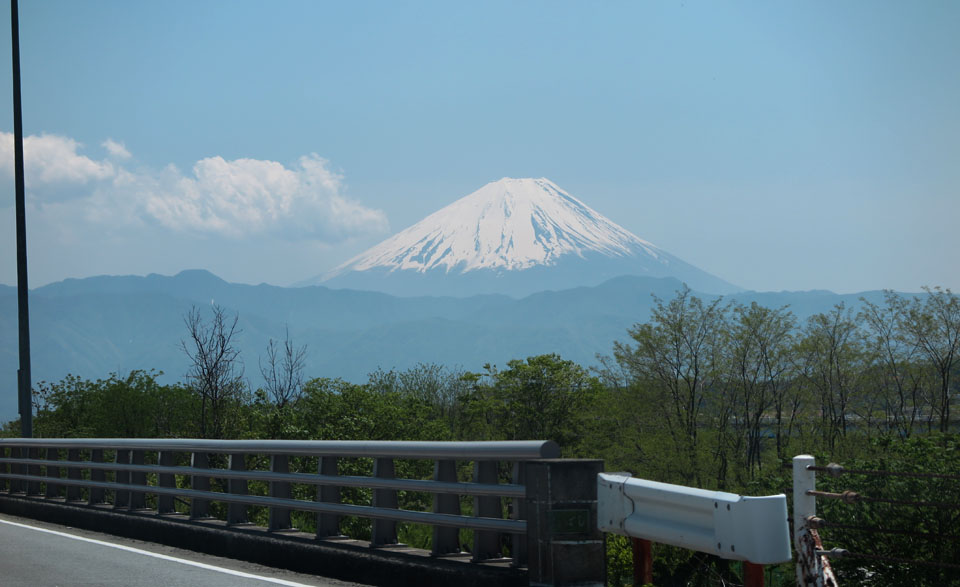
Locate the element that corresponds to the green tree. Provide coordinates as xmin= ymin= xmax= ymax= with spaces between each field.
xmin=296 ymin=377 xmax=450 ymax=442
xmin=33 ymin=370 xmax=197 ymax=438
xmin=859 ymin=291 xmax=928 ymax=437
xmin=796 ymin=304 xmax=868 ymax=452
xmin=900 ymin=287 xmax=960 ymax=433
xmin=485 ymin=354 xmax=597 ymax=449
xmin=613 ymin=286 xmax=728 ymax=485
xmin=812 ymin=434 xmax=960 ymax=586
xmin=367 ymin=363 xmax=471 ymax=431
xmin=728 ymin=302 xmax=796 ymax=475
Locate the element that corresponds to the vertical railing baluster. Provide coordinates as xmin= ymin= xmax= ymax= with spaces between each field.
xmin=510 ymin=461 xmax=528 ymax=566
xmin=0 ymin=446 xmax=7 ymax=493
xmin=114 ymin=449 xmax=130 ymax=508
xmin=316 ymin=456 xmax=341 ymax=537
xmin=66 ymin=449 xmax=81 ymax=501
xmin=17 ymin=448 xmax=25 ymax=493
xmin=157 ymin=450 xmax=175 ymax=514
xmin=431 ymin=459 xmax=461 ymax=556
xmin=371 ymin=457 xmax=398 ymax=547
xmin=89 ymin=449 xmax=105 ymax=504
xmin=10 ymin=447 xmax=24 ymax=494
xmin=26 ymin=447 xmax=41 ymax=495
xmin=1 ymin=446 xmax=11 ymax=492
xmin=129 ymin=450 xmax=146 ymax=509
xmin=44 ymin=447 xmax=60 ymax=498
xmin=190 ymin=452 xmax=210 ymax=519
xmin=228 ymin=453 xmax=248 ymax=525
xmin=473 ymin=460 xmax=501 ymax=561
xmin=269 ymin=454 xmax=292 ymax=531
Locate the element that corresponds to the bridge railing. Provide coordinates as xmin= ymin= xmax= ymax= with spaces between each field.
xmin=0 ymin=438 xmax=561 ymax=564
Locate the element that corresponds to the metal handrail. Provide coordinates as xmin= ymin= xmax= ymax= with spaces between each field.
xmin=0 ymin=472 xmax=524 ymax=533
xmin=0 ymin=438 xmax=551 ymax=562
xmin=0 ymin=456 xmax=525 ymax=497
xmin=0 ymin=438 xmax=560 ymax=459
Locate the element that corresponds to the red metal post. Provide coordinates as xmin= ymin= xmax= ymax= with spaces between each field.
xmin=632 ymin=538 xmax=653 ymax=585
xmin=744 ymin=562 xmax=765 ymax=587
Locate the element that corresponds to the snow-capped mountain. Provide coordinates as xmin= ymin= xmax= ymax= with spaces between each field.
xmin=309 ymin=178 xmax=740 ymax=297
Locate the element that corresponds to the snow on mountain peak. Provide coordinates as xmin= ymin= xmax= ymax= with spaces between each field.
xmin=328 ymin=177 xmax=663 ymax=277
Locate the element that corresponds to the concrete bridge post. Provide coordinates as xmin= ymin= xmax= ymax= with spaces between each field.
xmin=526 ymin=459 xmax=605 ymax=587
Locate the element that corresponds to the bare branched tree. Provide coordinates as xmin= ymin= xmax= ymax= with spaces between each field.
xmin=260 ymin=326 xmax=307 ymax=409
xmin=181 ymin=304 xmax=244 ymax=438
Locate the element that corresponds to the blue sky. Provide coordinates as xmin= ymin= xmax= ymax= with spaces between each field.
xmin=0 ymin=0 xmax=957 ymax=293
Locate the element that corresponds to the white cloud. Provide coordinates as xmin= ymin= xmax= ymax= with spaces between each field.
xmin=0 ymin=131 xmax=114 ymax=188
xmin=102 ymin=138 xmax=131 ymax=160
xmin=135 ymin=153 xmax=389 ymax=240
xmin=1 ymin=130 xmax=389 ymax=244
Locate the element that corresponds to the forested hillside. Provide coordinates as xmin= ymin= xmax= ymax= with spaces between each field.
xmin=0 ymin=270 xmax=898 ymax=422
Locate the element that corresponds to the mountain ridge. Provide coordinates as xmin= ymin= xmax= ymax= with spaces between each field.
xmin=1 ymin=269 xmax=903 ymax=423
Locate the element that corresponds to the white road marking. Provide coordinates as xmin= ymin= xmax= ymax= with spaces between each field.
xmin=0 ymin=518 xmax=317 ymax=586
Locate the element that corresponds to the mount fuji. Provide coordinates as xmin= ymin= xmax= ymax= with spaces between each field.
xmin=308 ymin=178 xmax=740 ymax=297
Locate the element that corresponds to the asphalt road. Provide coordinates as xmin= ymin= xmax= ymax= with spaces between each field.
xmin=0 ymin=513 xmax=368 ymax=587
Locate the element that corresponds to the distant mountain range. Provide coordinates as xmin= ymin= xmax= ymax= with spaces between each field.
xmin=303 ymin=178 xmax=741 ymax=297
xmin=0 ymin=179 xmax=903 ymax=422
xmin=0 ymin=269 xmax=894 ymax=423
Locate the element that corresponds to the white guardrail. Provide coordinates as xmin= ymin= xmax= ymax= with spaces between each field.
xmin=597 ymin=472 xmax=792 ymax=565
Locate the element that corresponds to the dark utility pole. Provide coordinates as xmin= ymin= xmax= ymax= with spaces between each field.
xmin=11 ymin=0 xmax=32 ymax=437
